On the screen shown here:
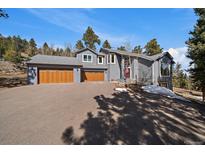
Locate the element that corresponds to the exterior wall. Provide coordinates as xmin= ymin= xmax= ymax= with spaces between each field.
xmin=153 ymin=60 xmax=160 ymax=85
xmin=106 ymin=53 xmax=121 ymax=81
xmin=74 ymin=67 xmax=81 ymax=83
xmin=76 ymin=49 xmax=107 ymax=67
xmin=27 ymin=66 xmax=38 ymax=85
xmin=76 ymin=49 xmax=98 ymax=65
xmin=104 ymin=70 xmax=108 ymax=81
xmin=133 ymin=58 xmax=138 ymax=80
xmin=137 ymin=57 xmax=153 ymax=85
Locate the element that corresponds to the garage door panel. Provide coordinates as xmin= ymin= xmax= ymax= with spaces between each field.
xmin=82 ymin=71 xmax=104 ymax=81
xmin=39 ymin=69 xmax=73 ymax=84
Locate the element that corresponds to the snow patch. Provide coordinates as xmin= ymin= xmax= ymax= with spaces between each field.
xmin=141 ymin=85 xmax=190 ymax=102
xmin=114 ymin=88 xmax=127 ymax=92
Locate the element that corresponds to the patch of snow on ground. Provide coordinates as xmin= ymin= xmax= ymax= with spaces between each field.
xmin=141 ymin=85 xmax=190 ymax=102
xmin=114 ymin=88 xmax=127 ymax=92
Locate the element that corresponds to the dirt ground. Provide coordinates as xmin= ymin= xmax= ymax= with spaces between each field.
xmin=0 ymin=83 xmax=205 ymax=145
xmin=173 ymin=87 xmax=203 ymax=102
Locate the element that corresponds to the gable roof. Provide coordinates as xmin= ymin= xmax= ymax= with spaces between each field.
xmin=74 ymin=47 xmax=98 ymax=55
xmin=27 ymin=54 xmax=82 ymax=66
xmin=100 ymin=48 xmax=138 ymax=57
xmin=149 ymin=52 xmax=175 ymax=63
xmin=100 ymin=48 xmax=154 ymax=61
xmin=100 ymin=48 xmax=174 ymax=62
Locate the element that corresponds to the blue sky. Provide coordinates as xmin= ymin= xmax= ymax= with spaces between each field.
xmin=0 ymin=8 xmax=197 ymax=70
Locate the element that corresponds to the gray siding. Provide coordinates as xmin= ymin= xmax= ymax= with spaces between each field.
xmin=138 ymin=58 xmax=153 ymax=85
xmin=74 ymin=67 xmax=81 ymax=83
xmin=76 ymin=49 xmax=98 ymax=65
xmin=153 ymin=60 xmax=160 ymax=85
xmin=106 ymin=54 xmax=121 ymax=81
xmin=133 ymin=58 xmax=138 ymax=80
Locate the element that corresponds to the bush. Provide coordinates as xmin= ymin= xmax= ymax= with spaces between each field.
xmin=3 ymin=50 xmax=23 ymax=63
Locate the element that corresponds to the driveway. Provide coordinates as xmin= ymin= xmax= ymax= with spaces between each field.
xmin=0 ymin=83 xmax=205 ymax=144
xmin=0 ymin=83 xmax=115 ymax=144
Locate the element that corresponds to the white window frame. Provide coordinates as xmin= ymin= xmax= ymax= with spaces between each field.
xmin=98 ymin=56 xmax=104 ymax=64
xmin=107 ymin=53 xmax=115 ymax=64
xmin=82 ymin=54 xmax=93 ymax=63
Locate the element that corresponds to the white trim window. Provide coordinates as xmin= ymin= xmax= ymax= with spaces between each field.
xmin=82 ymin=54 xmax=92 ymax=63
xmin=107 ymin=53 xmax=115 ymax=64
xmin=98 ymin=56 xmax=103 ymax=64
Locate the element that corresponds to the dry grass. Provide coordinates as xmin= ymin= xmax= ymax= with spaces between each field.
xmin=173 ymin=87 xmax=203 ymax=102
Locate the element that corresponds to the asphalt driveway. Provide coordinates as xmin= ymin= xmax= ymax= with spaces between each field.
xmin=0 ymin=83 xmax=115 ymax=144
xmin=0 ymin=83 xmax=205 ymax=144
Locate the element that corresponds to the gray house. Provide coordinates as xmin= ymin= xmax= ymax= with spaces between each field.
xmin=27 ymin=47 xmax=174 ymax=89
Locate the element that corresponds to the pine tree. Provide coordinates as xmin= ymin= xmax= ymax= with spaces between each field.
xmin=173 ymin=62 xmax=188 ymax=89
xmin=132 ymin=45 xmax=143 ymax=54
xmin=0 ymin=9 xmax=8 ymax=18
xmin=102 ymin=40 xmax=111 ymax=49
xmin=144 ymin=39 xmax=163 ymax=56
xmin=75 ymin=40 xmax=84 ymax=50
xmin=117 ymin=46 xmax=126 ymax=51
xmin=42 ymin=42 xmax=49 ymax=55
xmin=82 ymin=26 xmax=100 ymax=50
xmin=65 ymin=47 xmax=71 ymax=57
xmin=29 ymin=38 xmax=37 ymax=56
xmin=186 ymin=8 xmax=205 ymax=102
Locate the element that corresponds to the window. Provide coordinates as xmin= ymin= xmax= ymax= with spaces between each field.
xmin=107 ymin=54 xmax=115 ymax=64
xmin=161 ymin=57 xmax=171 ymax=76
xmin=82 ymin=54 xmax=92 ymax=62
xmin=111 ymin=54 xmax=115 ymax=64
xmin=98 ymin=56 xmax=103 ymax=64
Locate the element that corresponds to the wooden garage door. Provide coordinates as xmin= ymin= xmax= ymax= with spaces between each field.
xmin=82 ymin=71 xmax=104 ymax=81
xmin=39 ymin=69 xmax=73 ymax=84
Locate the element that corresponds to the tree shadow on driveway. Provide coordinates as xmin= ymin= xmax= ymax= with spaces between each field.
xmin=62 ymin=85 xmax=205 ymax=144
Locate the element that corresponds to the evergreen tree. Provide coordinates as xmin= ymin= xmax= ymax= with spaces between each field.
xmin=0 ymin=34 xmax=6 ymax=58
xmin=82 ymin=26 xmax=100 ymax=50
xmin=132 ymin=45 xmax=143 ymax=54
xmin=65 ymin=47 xmax=71 ymax=56
xmin=0 ymin=9 xmax=8 ymax=18
xmin=75 ymin=40 xmax=84 ymax=50
xmin=144 ymin=38 xmax=163 ymax=56
xmin=29 ymin=38 xmax=37 ymax=56
xmin=102 ymin=40 xmax=111 ymax=49
xmin=186 ymin=8 xmax=205 ymax=102
xmin=42 ymin=42 xmax=49 ymax=55
xmin=117 ymin=46 xmax=126 ymax=51
xmin=173 ymin=62 xmax=188 ymax=89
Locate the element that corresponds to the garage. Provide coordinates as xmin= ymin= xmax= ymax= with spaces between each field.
xmin=39 ymin=69 xmax=73 ymax=84
xmin=27 ymin=55 xmax=82 ymax=85
xmin=81 ymin=71 xmax=104 ymax=81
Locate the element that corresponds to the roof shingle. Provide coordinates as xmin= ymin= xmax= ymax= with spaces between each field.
xmin=27 ymin=54 xmax=82 ymax=66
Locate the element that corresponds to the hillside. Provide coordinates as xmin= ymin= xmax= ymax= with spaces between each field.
xmin=0 ymin=60 xmax=27 ymax=88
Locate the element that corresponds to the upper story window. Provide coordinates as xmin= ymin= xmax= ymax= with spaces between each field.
xmin=98 ymin=56 xmax=103 ymax=64
xmin=107 ymin=53 xmax=115 ymax=64
xmin=161 ymin=57 xmax=171 ymax=76
xmin=82 ymin=54 xmax=92 ymax=63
